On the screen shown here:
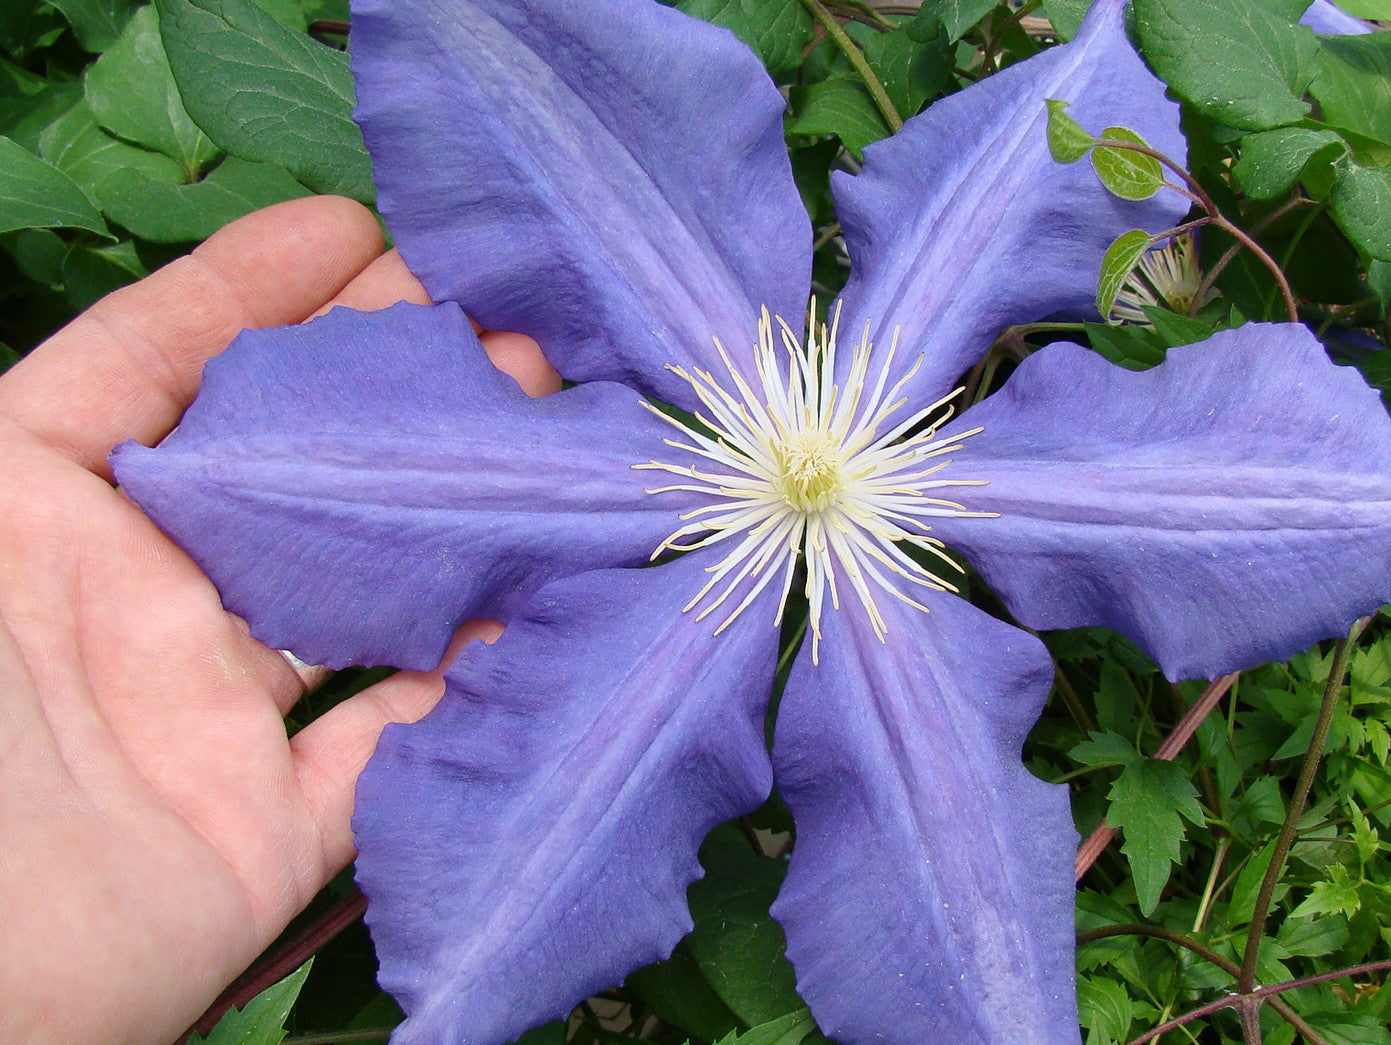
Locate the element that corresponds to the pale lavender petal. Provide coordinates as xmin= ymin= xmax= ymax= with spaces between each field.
xmin=113 ymin=303 xmax=689 ymax=670
xmin=353 ymin=551 xmax=780 ymax=1045
xmin=930 ymin=324 xmax=1391 ymax=680
xmin=1302 ymin=0 xmax=1372 ymax=34
xmin=832 ymin=0 xmax=1186 ymax=403
xmin=772 ymin=592 xmax=1077 ymax=1044
xmin=351 ymin=0 xmax=809 ymax=409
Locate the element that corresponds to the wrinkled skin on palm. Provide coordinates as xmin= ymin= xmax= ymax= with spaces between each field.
xmin=113 ymin=1 xmax=1391 ymax=1041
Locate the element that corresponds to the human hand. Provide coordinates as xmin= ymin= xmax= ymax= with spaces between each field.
xmin=0 ymin=196 xmax=558 ymax=1045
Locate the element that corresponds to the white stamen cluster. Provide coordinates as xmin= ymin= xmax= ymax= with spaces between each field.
xmin=636 ymin=304 xmax=994 ymax=663
xmin=1111 ymin=232 xmax=1216 ymax=325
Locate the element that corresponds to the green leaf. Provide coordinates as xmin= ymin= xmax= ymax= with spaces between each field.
xmin=1142 ymin=306 xmax=1215 ymax=346
xmin=97 ymin=154 xmax=312 ymax=242
xmin=1041 ymin=0 xmax=1091 ymax=40
xmin=917 ymin=0 xmax=997 ymax=42
xmin=1077 ymin=976 xmax=1134 ymax=1041
xmin=188 ymin=961 xmax=312 ymax=1045
xmin=1133 ymin=0 xmax=1318 ymax=131
xmin=1107 ymin=758 xmax=1204 ymax=916
xmin=1091 ymin=127 xmax=1164 ymax=201
xmin=863 ymin=11 xmax=952 ymax=120
xmin=787 ymin=77 xmax=890 ymax=162
xmin=1312 ymin=30 xmax=1391 ymax=149
xmin=1277 ymin=911 xmax=1350 ymax=957
xmin=1234 ymin=126 xmax=1347 ymax=200
xmin=250 ymin=0 xmax=310 ymax=30
xmin=677 ymin=0 xmax=814 ymax=82
xmin=0 ymin=134 xmax=108 ymax=236
xmin=687 ymin=823 xmax=801 ymax=1025
xmin=713 ymin=1009 xmax=816 ymax=1045
xmin=1230 ymin=837 xmax=1287 ymax=924
xmin=626 ymin=943 xmax=742 ymax=1043
xmin=1331 ymin=162 xmax=1391 ymax=261
xmin=84 ymin=5 xmax=218 ymax=175
xmin=1096 ymin=229 xmax=1153 ymax=319
xmin=1328 ymin=0 xmax=1391 ymax=15
xmin=1289 ymin=864 xmax=1362 ymax=920
xmin=45 ymin=0 xmax=140 ymax=51
xmin=62 ymin=239 xmax=147 ymax=310
xmin=1045 ymin=98 xmax=1095 ymax=164
xmin=155 ymin=0 xmax=372 ymax=200
xmin=1070 ymin=729 xmax=1139 ymax=769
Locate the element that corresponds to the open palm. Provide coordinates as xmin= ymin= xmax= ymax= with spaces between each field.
xmin=0 ymin=197 xmax=555 ymax=1045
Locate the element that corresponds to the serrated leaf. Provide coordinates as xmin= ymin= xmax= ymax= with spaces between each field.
xmin=1091 ymin=127 xmax=1164 ymax=201
xmin=1045 ymin=98 xmax=1094 ymax=163
xmin=788 ymin=77 xmax=890 ymax=162
xmin=0 ymin=134 xmax=108 ymax=236
xmin=1107 ymin=758 xmax=1203 ymax=916
xmin=46 ymin=0 xmax=140 ymax=51
xmin=677 ymin=0 xmax=814 ymax=82
xmin=713 ymin=1009 xmax=815 ymax=1045
xmin=188 ymin=961 xmax=312 ymax=1045
xmin=1331 ymin=162 xmax=1391 ymax=261
xmin=1234 ymin=126 xmax=1346 ymax=200
xmin=918 ymin=0 xmax=997 ymax=41
xmin=84 ymin=4 xmax=218 ymax=175
xmin=687 ymin=823 xmax=800 ymax=1025
xmin=1312 ymin=31 xmax=1391 ymax=148
xmin=863 ymin=11 xmax=952 ymax=120
xmin=1289 ymin=864 xmax=1362 ymax=919
xmin=1096 ymin=229 xmax=1153 ymax=319
xmin=1134 ymin=0 xmax=1318 ymax=131
xmin=1077 ymin=976 xmax=1134 ymax=1040
xmin=1070 ymin=729 xmax=1139 ymax=769
xmin=155 ymin=0 xmax=372 ymax=200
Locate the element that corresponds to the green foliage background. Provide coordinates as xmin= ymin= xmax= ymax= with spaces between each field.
xmin=4 ymin=1 xmax=1391 ymax=1042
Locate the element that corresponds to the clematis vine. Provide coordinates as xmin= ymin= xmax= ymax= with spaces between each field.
xmin=112 ymin=0 xmax=1391 ymax=1042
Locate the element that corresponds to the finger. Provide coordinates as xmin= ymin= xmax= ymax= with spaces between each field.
xmin=290 ymin=620 xmax=504 ymax=876
xmin=312 ymin=248 xmax=432 ymax=316
xmin=0 ymin=196 xmax=384 ymax=478
xmin=479 ymin=330 xmax=562 ymax=397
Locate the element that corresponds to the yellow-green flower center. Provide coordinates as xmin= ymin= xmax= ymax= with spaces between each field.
xmin=777 ymin=430 xmax=844 ymax=513
xmin=634 ymin=303 xmax=994 ymax=662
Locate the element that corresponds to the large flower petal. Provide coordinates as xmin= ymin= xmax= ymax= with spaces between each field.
xmin=832 ymin=0 xmax=1186 ymax=404
xmin=351 ymin=0 xmax=810 ymax=410
xmin=772 ymin=592 xmax=1077 ymax=1044
xmin=353 ymin=551 xmax=780 ymax=1045
xmin=930 ymin=325 xmax=1391 ymax=680
xmin=113 ymin=302 xmax=688 ymax=670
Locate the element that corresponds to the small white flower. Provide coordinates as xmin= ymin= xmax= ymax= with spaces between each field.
xmin=1112 ymin=232 xmax=1216 ymax=324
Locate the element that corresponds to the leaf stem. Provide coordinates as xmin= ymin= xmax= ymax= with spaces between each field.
xmin=1092 ymin=138 xmax=1300 ymax=323
xmin=797 ymin=0 xmax=903 ymax=132
xmin=1235 ymin=619 xmax=1369 ymax=995
xmin=1077 ymin=924 xmax=1324 ymax=1043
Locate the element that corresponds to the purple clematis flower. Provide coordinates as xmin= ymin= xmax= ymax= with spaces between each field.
xmin=112 ymin=0 xmax=1391 ymax=1041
